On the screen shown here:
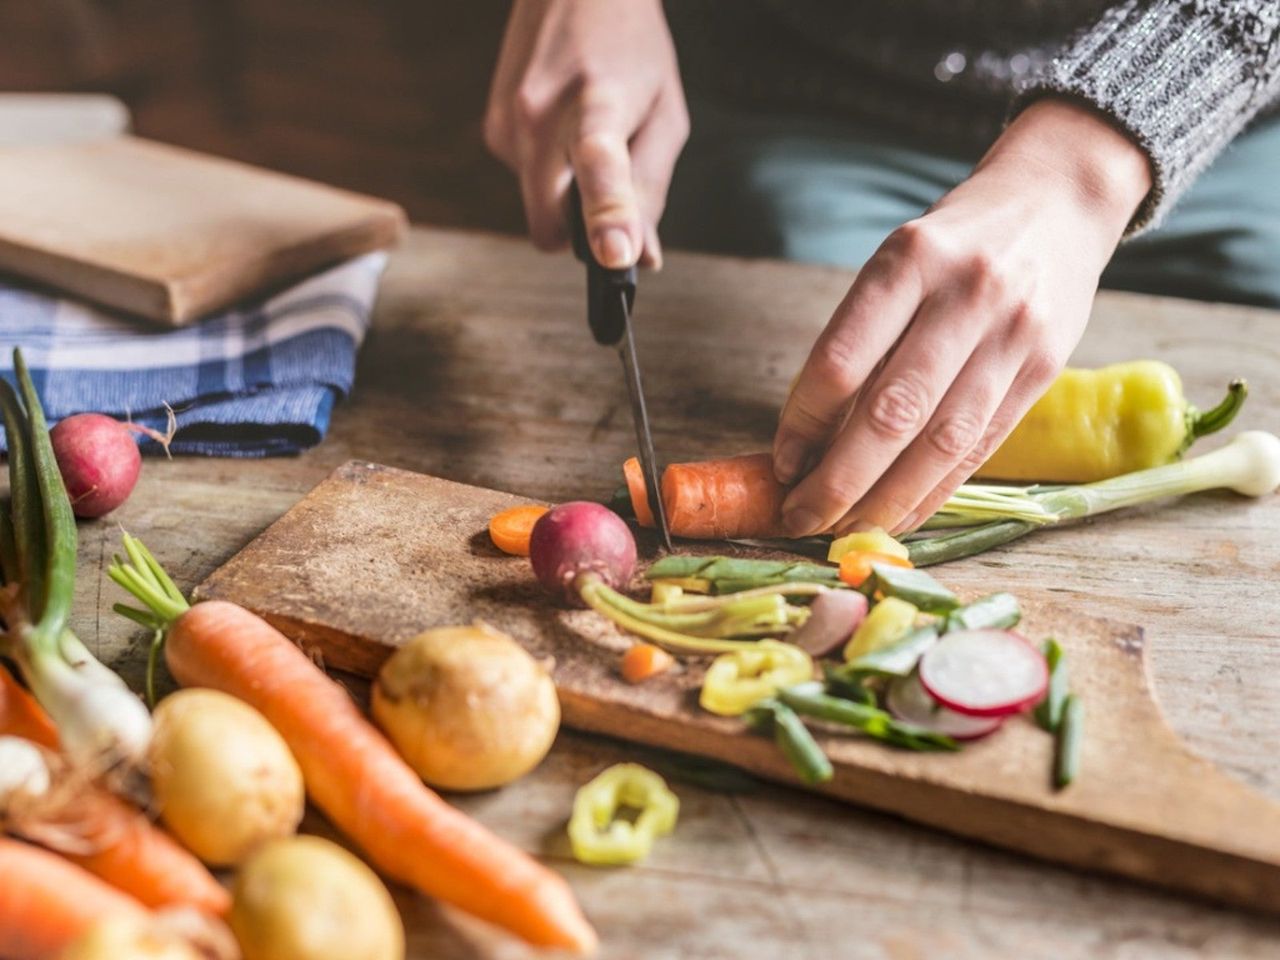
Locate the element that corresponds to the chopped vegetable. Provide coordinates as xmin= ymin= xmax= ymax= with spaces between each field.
xmin=1034 ymin=638 xmax=1070 ymax=732
xmin=568 ymin=763 xmax=679 ymax=866
xmin=699 ymin=642 xmax=814 ymax=716
xmin=835 ymin=626 xmax=939 ymax=679
xmin=620 ymin=643 xmax=675 ymax=683
xmin=913 ymin=431 xmax=1280 ymax=566
xmin=488 ymin=504 xmax=550 ymax=557
xmin=945 ymin=593 xmax=1021 ymax=633
xmin=649 ymin=581 xmax=684 ymax=605
xmin=838 ymin=550 xmax=912 ymax=587
xmin=0 ymin=349 xmax=152 ymax=772
xmin=864 ymin=564 xmax=958 ymax=613
xmin=625 ymin=452 xmax=787 ymax=539
xmin=529 ymin=500 xmax=636 ymax=603
xmin=918 ymin=630 xmax=1048 ymax=718
xmin=150 ymin=688 xmax=304 ymax=866
xmin=49 ymin=413 xmax=143 ymax=519
xmin=229 ymin=836 xmax=404 ymax=960
xmin=111 ymin=538 xmax=597 ymax=955
xmin=1054 ymin=695 xmax=1085 ymax=788
xmin=843 ymin=597 xmax=918 ymax=662
xmin=778 ymin=682 xmax=958 ymax=751
xmin=0 ymin=836 xmax=148 ymax=960
xmin=788 ymin=590 xmax=868 ymax=657
xmin=885 ymin=673 xmax=1005 ymax=740
xmin=828 ymin=528 xmax=909 ymax=563
xmin=645 ymin=555 xmax=841 ymax=594
xmin=977 ymin=361 xmax=1247 ymax=482
xmin=746 ymin=699 xmax=833 ymax=784
xmin=372 ymin=622 xmax=560 ymax=791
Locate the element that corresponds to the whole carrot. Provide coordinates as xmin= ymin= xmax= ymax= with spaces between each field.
xmin=0 ymin=837 xmax=147 ymax=960
xmin=0 ymin=666 xmax=229 ymax=916
xmin=111 ymin=540 xmax=597 ymax=954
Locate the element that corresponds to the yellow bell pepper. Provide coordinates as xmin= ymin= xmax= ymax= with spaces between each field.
xmin=828 ymin=527 xmax=909 ymax=564
xmin=699 ymin=641 xmax=813 ymax=716
xmin=977 ymin=361 xmax=1247 ymax=483
xmin=843 ymin=596 xmax=918 ymax=661
xmin=568 ymin=763 xmax=679 ymax=866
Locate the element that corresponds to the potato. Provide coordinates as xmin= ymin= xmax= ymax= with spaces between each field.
xmin=372 ymin=622 xmax=559 ymax=791
xmin=60 ymin=917 xmax=203 ymax=960
xmin=229 ymin=836 xmax=404 ymax=960
xmin=150 ymin=688 xmax=304 ymax=866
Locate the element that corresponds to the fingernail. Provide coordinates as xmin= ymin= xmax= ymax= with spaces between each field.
xmin=783 ymin=507 xmax=823 ymax=537
xmin=843 ymin=518 xmax=875 ymax=534
xmin=596 ymin=228 xmax=634 ymax=268
xmin=774 ymin=437 xmax=807 ymax=483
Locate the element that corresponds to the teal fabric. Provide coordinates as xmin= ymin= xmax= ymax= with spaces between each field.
xmin=663 ymin=100 xmax=1280 ymax=307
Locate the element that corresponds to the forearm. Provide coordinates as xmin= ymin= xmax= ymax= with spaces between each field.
xmin=1012 ymin=1 xmax=1280 ymax=233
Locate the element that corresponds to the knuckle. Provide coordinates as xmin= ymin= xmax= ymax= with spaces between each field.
xmin=512 ymin=86 xmax=543 ymax=130
xmin=886 ymin=219 xmax=941 ymax=263
xmin=1021 ymin=345 xmax=1060 ymax=385
xmin=963 ymin=251 xmax=1005 ymax=298
xmin=926 ymin=412 xmax=985 ymax=459
xmin=815 ymin=473 xmax=862 ymax=512
xmin=867 ymin=374 xmax=932 ymax=440
xmin=809 ymin=336 xmax=861 ymax=397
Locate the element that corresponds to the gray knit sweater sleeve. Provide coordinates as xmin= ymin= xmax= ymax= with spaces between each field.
xmin=1013 ymin=1 xmax=1280 ymax=233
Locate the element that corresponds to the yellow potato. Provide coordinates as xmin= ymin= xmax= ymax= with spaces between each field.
xmin=372 ymin=622 xmax=559 ymax=791
xmin=150 ymin=688 xmax=304 ymax=867
xmin=60 ymin=917 xmax=202 ymax=960
xmin=229 ymin=836 xmax=404 ymax=960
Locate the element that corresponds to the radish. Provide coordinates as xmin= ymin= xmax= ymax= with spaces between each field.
xmin=918 ymin=629 xmax=1048 ymax=718
xmin=529 ymin=501 xmax=637 ymax=604
xmin=886 ymin=673 xmax=1005 ymax=740
xmin=789 ymin=590 xmax=868 ymax=657
xmin=50 ymin=414 xmax=141 ymax=518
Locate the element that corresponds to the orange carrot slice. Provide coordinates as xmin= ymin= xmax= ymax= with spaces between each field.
xmin=838 ymin=551 xmax=913 ymax=588
xmin=622 ymin=457 xmax=655 ymax=528
xmin=488 ymin=504 xmax=550 ymax=557
xmin=620 ymin=644 xmax=675 ymax=684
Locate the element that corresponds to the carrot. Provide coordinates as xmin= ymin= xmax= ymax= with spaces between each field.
xmin=0 ymin=663 xmax=59 ymax=750
xmin=161 ymin=600 xmax=597 ymax=953
xmin=620 ymin=643 xmax=675 ymax=684
xmin=626 ymin=452 xmax=788 ymax=539
xmin=1 ymin=667 xmax=229 ymax=917
xmin=0 ymin=837 xmax=147 ymax=960
xmin=488 ymin=504 xmax=550 ymax=557
xmin=838 ymin=551 xmax=913 ymax=588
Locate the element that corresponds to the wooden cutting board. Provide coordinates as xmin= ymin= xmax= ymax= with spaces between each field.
xmin=196 ymin=460 xmax=1280 ymax=915
xmin=0 ymin=136 xmax=406 ymax=324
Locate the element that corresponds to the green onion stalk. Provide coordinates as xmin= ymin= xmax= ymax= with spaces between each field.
xmin=0 ymin=349 xmax=152 ymax=771
xmin=910 ymin=431 xmax=1280 ymax=567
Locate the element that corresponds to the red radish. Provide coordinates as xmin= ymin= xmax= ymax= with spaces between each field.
xmin=50 ymin=414 xmax=141 ymax=518
xmin=886 ymin=672 xmax=1005 ymax=740
xmin=529 ymin=501 xmax=637 ymax=604
xmin=789 ymin=590 xmax=868 ymax=657
xmin=918 ymin=629 xmax=1048 ymax=718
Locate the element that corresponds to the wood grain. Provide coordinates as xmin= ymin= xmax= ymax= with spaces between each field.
xmin=57 ymin=229 xmax=1280 ymax=957
xmin=0 ymin=135 xmax=406 ymax=323
xmin=196 ymin=459 xmax=1280 ymax=914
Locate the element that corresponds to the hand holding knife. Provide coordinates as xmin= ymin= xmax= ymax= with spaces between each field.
xmin=568 ymin=183 xmax=674 ymax=551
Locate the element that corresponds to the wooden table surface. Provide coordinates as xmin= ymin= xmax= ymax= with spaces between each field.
xmin=83 ymin=228 xmax=1280 ymax=958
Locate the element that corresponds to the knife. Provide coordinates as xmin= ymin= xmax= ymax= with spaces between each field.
xmin=568 ymin=183 xmax=673 ymax=552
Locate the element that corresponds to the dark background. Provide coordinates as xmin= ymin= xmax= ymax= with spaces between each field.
xmin=0 ymin=0 xmax=524 ymax=230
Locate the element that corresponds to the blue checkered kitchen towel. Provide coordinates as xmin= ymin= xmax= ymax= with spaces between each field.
xmin=0 ymin=252 xmax=387 ymax=457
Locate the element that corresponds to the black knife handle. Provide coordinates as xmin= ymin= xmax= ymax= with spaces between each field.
xmin=568 ymin=181 xmax=636 ymax=347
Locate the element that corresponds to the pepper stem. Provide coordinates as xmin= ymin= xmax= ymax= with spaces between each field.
xmin=1185 ymin=379 xmax=1248 ymax=448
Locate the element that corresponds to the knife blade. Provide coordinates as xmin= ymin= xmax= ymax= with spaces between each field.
xmin=568 ymin=183 xmax=673 ymax=551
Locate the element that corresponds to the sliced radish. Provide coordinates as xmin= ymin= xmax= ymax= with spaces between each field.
xmin=918 ymin=629 xmax=1048 ymax=718
xmin=789 ymin=590 xmax=868 ymax=658
xmin=886 ymin=673 xmax=1005 ymax=740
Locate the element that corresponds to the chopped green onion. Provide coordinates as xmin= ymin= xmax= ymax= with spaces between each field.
xmin=778 ymin=681 xmax=958 ymax=752
xmin=865 ymin=564 xmax=958 ymax=613
xmin=945 ymin=593 xmax=1021 ymax=632
xmin=746 ymin=699 xmax=833 ymax=785
xmin=1034 ymin=638 xmax=1069 ymax=732
xmin=1054 ymin=695 xmax=1084 ymax=788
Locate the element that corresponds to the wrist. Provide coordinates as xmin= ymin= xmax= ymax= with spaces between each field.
xmin=980 ymin=98 xmax=1153 ymax=240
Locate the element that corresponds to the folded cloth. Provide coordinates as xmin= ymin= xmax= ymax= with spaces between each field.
xmin=0 ymin=252 xmax=387 ymax=457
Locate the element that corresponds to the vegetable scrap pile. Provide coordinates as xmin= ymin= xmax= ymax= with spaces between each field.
xmin=512 ymin=506 xmax=1081 ymax=790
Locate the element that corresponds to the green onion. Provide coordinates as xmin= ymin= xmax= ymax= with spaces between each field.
xmin=747 ymin=699 xmax=834 ymax=785
xmin=865 ymin=564 xmax=958 ymax=612
xmin=832 ymin=626 xmax=939 ymax=680
xmin=1054 ymin=695 xmax=1084 ymax=788
xmin=778 ymin=682 xmax=958 ymax=751
xmin=1034 ymin=638 xmax=1069 ymax=732
xmin=945 ymin=593 xmax=1021 ymax=632
xmin=910 ymin=432 xmax=1280 ymax=566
